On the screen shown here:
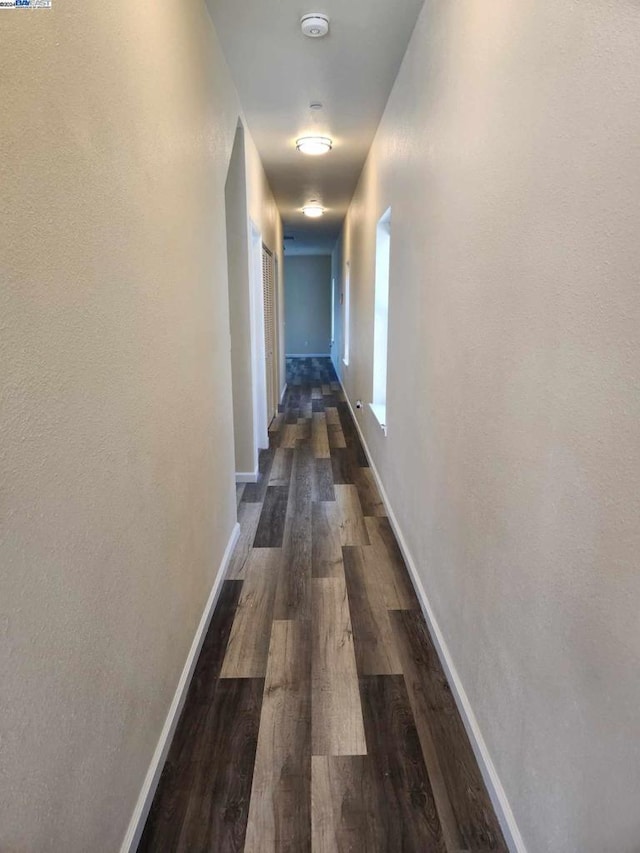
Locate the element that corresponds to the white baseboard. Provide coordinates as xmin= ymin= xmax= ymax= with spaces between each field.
xmin=340 ymin=384 xmax=527 ymax=853
xmin=279 ymin=383 xmax=288 ymax=405
xmin=119 ymin=521 xmax=241 ymax=853
xmin=236 ymin=470 xmax=259 ymax=484
xmin=285 ymin=352 xmax=331 ymax=358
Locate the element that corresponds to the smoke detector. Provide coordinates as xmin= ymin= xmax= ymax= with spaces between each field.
xmin=301 ymin=14 xmax=329 ymax=38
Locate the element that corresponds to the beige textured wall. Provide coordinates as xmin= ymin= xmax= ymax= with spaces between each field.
xmin=245 ymin=128 xmax=284 ymax=442
xmin=337 ymin=1 xmax=640 ymax=850
xmin=0 ymin=1 xmax=278 ymax=849
xmin=225 ymin=124 xmax=255 ymax=475
xmin=225 ymin=123 xmax=283 ymax=477
xmin=224 ymin=124 xmax=258 ymax=475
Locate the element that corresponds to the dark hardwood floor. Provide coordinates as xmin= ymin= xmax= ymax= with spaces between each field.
xmin=139 ymin=357 xmax=507 ymax=853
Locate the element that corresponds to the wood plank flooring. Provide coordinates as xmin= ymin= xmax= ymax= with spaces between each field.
xmin=139 ymin=357 xmax=508 ymax=853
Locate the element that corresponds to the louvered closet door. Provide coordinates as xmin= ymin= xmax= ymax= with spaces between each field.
xmin=262 ymin=245 xmax=277 ymax=424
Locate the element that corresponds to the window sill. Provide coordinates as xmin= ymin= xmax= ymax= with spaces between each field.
xmin=369 ymin=403 xmax=387 ymax=435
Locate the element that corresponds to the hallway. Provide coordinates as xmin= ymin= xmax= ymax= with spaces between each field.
xmin=3 ymin=2 xmax=640 ymax=850
xmin=140 ymin=359 xmax=506 ymax=852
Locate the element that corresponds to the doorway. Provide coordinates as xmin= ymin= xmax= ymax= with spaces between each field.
xmin=225 ymin=122 xmax=257 ymax=479
xmin=262 ymin=245 xmax=278 ymax=425
xmin=224 ymin=121 xmax=272 ymax=481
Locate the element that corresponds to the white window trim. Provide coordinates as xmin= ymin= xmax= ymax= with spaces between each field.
xmin=331 ymin=276 xmax=335 ymax=346
xmin=343 ymin=265 xmax=350 ymax=366
xmin=371 ymin=208 xmax=391 ymax=426
xmin=369 ymin=402 xmax=387 ymax=435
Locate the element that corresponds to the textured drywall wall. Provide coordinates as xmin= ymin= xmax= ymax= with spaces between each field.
xmin=225 ymin=123 xmax=284 ymax=475
xmin=338 ymin=1 xmax=640 ymax=850
xmin=225 ymin=124 xmax=256 ymax=475
xmin=245 ymin=127 xmax=284 ymax=442
xmin=0 ymin=1 xmax=279 ymax=849
xmin=284 ymin=255 xmax=332 ymax=355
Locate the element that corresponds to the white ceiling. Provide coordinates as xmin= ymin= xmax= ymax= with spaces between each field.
xmin=206 ymin=0 xmax=425 ymax=255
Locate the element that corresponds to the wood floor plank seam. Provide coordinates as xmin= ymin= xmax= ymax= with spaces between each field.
xmin=342 ymin=545 xmax=403 ymax=676
xmin=390 ymin=609 xmax=508 ymax=851
xmin=227 ymin=503 xmax=263 ymax=580
xmin=311 ymin=502 xmax=343 ymax=578
xmin=220 ymin=548 xmax=281 ymax=679
xmin=253 ymin=484 xmax=289 ymax=548
xmin=312 ymin=577 xmax=367 ymax=757
xmin=140 ymin=357 xmax=508 ymax=852
xmin=244 ymin=619 xmax=311 ymax=852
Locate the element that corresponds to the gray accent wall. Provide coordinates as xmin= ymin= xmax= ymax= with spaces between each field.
xmin=284 ymin=255 xmax=332 ymax=356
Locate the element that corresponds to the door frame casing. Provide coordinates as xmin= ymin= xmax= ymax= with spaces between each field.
xmin=261 ymin=244 xmax=278 ymax=426
xmin=248 ymin=222 xmax=269 ymax=453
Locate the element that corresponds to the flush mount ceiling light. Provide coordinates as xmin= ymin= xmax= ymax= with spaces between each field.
xmin=301 ymin=13 xmax=329 ymax=38
xmin=302 ymin=201 xmax=325 ymax=218
xmin=296 ymin=136 xmax=333 ymax=156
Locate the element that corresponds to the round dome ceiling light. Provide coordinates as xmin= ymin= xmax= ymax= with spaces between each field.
xmin=301 ymin=13 xmax=329 ymax=38
xmin=302 ymin=201 xmax=325 ymax=218
xmin=296 ymin=136 xmax=333 ymax=156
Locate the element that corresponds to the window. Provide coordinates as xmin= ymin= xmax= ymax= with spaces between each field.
xmin=343 ymin=265 xmax=350 ymax=366
xmin=331 ymin=277 xmax=335 ymax=346
xmin=371 ymin=208 xmax=391 ymax=432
